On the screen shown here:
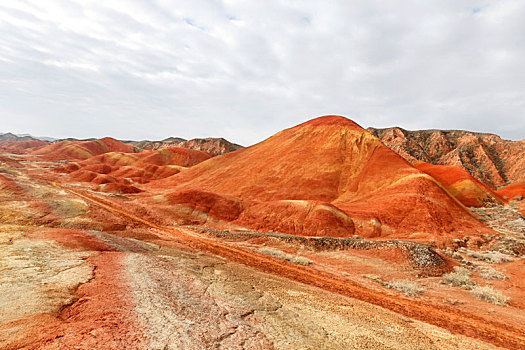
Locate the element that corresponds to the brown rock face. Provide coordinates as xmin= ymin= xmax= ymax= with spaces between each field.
xmin=128 ymin=137 xmax=243 ymax=156
xmin=0 ymin=133 xmax=38 ymax=142
xmin=368 ymin=127 xmax=525 ymax=189
xmin=174 ymin=138 xmax=243 ymax=156
xmin=126 ymin=137 xmax=186 ymax=151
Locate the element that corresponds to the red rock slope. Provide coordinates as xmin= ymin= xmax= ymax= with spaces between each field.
xmin=414 ymin=162 xmax=506 ymax=208
xmin=31 ymin=137 xmax=135 ymax=160
xmin=368 ymin=127 xmax=525 ymax=189
xmin=147 ymin=116 xmax=493 ymax=242
xmin=173 ymin=138 xmax=243 ymax=156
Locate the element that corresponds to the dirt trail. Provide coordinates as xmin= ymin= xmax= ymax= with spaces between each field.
xmin=56 ymin=183 xmax=525 ymax=349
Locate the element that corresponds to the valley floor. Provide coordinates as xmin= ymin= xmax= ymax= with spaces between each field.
xmin=1 ymin=154 xmax=524 ymax=349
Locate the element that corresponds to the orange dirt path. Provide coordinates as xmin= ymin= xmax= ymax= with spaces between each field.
xmin=54 ymin=182 xmax=525 ymax=349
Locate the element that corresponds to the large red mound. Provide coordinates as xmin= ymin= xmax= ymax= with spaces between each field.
xmin=31 ymin=137 xmax=135 ymax=160
xmin=147 ymin=115 xmax=494 ymax=241
xmin=58 ymin=147 xmax=212 ymax=193
xmin=415 ymin=162 xmax=506 ymax=207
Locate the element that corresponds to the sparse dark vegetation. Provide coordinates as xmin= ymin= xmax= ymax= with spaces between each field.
xmin=477 ymin=266 xmax=506 ymax=280
xmin=257 ymin=247 xmax=313 ymax=265
xmin=386 ymin=279 xmax=425 ymax=297
xmin=442 ymin=267 xmax=476 ymax=290
xmin=471 ymin=286 xmax=509 ymax=306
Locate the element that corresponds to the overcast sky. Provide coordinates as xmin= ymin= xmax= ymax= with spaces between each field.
xmin=1 ymin=0 xmax=524 ymax=145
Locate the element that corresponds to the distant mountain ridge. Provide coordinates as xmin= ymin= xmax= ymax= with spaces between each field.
xmin=1 ymin=132 xmax=243 ymax=157
xmin=124 ymin=137 xmax=187 ymax=150
xmin=0 ymin=133 xmax=37 ymax=142
xmin=124 ymin=137 xmax=243 ymax=156
xmin=0 ymin=132 xmax=56 ymax=142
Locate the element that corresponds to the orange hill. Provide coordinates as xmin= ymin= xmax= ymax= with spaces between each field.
xmin=31 ymin=137 xmax=135 ymax=160
xmin=499 ymin=184 xmax=525 ymax=215
xmin=414 ymin=162 xmax=506 ymax=208
xmin=57 ymin=147 xmax=212 ymax=194
xmin=146 ymin=115 xmax=494 ymax=242
xmin=496 ymin=182 xmax=525 ymax=201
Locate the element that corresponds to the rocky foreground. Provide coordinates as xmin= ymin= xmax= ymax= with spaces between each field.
xmin=3 ymin=226 xmax=500 ymax=349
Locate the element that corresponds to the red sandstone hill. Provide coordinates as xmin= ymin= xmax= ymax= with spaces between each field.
xmin=0 ymin=133 xmax=50 ymax=154
xmin=414 ymin=162 xmax=506 ymax=208
xmin=0 ymin=139 xmax=49 ymax=154
xmin=367 ymin=127 xmax=525 ymax=190
xmin=496 ymin=182 xmax=525 ymax=201
xmin=57 ymin=147 xmax=212 ymax=194
xmin=127 ymin=137 xmax=243 ymax=156
xmin=146 ymin=115 xmax=494 ymax=242
xmin=31 ymin=137 xmax=136 ymax=161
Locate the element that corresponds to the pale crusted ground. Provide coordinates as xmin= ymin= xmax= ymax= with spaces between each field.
xmin=0 ymin=226 xmax=94 ymax=324
xmin=0 ymin=226 xmax=95 ymax=349
xmin=126 ymin=247 xmax=501 ymax=350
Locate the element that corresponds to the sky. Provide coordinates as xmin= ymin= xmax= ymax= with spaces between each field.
xmin=0 ymin=0 xmax=524 ymax=145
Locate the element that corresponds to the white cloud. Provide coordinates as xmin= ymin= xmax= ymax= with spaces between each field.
xmin=0 ymin=0 xmax=524 ymax=144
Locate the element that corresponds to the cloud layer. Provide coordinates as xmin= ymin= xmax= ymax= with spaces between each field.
xmin=1 ymin=0 xmax=524 ymax=144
